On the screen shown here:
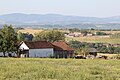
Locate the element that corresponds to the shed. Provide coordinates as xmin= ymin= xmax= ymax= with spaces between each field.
xmin=52 ymin=42 xmax=74 ymax=58
xmin=87 ymin=48 xmax=97 ymax=57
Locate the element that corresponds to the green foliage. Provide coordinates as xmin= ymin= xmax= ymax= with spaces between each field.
xmin=68 ymin=41 xmax=91 ymax=56
xmin=114 ymin=47 xmax=120 ymax=54
xmin=17 ymin=32 xmax=23 ymax=42
xmin=81 ymin=48 xmax=90 ymax=57
xmin=68 ymin=40 xmax=87 ymax=49
xmin=80 ymin=30 xmax=88 ymax=36
xmin=0 ymin=58 xmax=120 ymax=80
xmin=0 ymin=25 xmax=17 ymax=56
xmin=68 ymin=40 xmax=120 ymax=54
xmin=69 ymin=28 xmax=80 ymax=32
xmin=99 ymin=46 xmax=108 ymax=53
xmin=107 ymin=46 xmax=115 ymax=54
xmin=17 ymin=32 xmax=33 ymax=42
xmin=96 ymin=32 xmax=107 ymax=36
xmin=75 ymin=48 xmax=83 ymax=55
xmin=34 ymin=30 xmax=65 ymax=42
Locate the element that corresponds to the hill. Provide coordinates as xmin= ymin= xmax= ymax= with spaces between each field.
xmin=0 ymin=13 xmax=101 ymax=24
xmin=0 ymin=13 xmax=120 ymax=29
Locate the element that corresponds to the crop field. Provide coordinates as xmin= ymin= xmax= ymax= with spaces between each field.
xmin=97 ymin=53 xmax=118 ymax=58
xmin=66 ymin=36 xmax=120 ymax=44
xmin=17 ymin=28 xmax=43 ymax=35
xmin=0 ymin=58 xmax=120 ymax=80
xmin=100 ymin=31 xmax=120 ymax=34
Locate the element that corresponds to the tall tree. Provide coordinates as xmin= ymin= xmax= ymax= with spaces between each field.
xmin=17 ymin=32 xmax=33 ymax=42
xmin=34 ymin=30 xmax=65 ymax=42
xmin=17 ymin=32 xmax=23 ymax=42
xmin=0 ymin=25 xmax=17 ymax=57
xmin=114 ymin=47 xmax=120 ymax=54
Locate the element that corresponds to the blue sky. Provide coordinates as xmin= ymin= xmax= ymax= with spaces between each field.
xmin=0 ymin=0 xmax=120 ymax=17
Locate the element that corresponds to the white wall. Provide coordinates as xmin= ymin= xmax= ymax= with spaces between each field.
xmin=19 ymin=42 xmax=29 ymax=50
xmin=29 ymin=48 xmax=54 ymax=58
xmin=0 ymin=52 xmax=16 ymax=57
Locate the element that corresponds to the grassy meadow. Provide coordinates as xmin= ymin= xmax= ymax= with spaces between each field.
xmin=66 ymin=36 xmax=120 ymax=44
xmin=0 ymin=58 xmax=120 ymax=80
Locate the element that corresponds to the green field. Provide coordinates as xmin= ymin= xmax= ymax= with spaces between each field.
xmin=0 ymin=58 xmax=120 ymax=80
xmin=66 ymin=37 xmax=120 ymax=44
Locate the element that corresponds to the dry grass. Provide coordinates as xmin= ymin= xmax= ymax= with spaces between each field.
xmin=100 ymin=31 xmax=120 ymax=34
xmin=66 ymin=36 xmax=120 ymax=44
xmin=97 ymin=53 xmax=118 ymax=58
xmin=17 ymin=28 xmax=43 ymax=36
xmin=90 ymin=30 xmax=120 ymax=34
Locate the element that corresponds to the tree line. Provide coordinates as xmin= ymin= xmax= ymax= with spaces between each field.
xmin=68 ymin=40 xmax=120 ymax=55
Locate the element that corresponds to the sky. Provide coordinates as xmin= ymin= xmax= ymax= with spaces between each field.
xmin=0 ymin=0 xmax=120 ymax=17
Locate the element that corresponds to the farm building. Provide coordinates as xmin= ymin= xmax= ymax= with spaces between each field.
xmin=87 ymin=48 xmax=97 ymax=57
xmin=18 ymin=41 xmax=74 ymax=58
xmin=19 ymin=41 xmax=54 ymax=58
xmin=52 ymin=42 xmax=74 ymax=58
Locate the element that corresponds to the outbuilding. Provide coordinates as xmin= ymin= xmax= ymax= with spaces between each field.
xmin=88 ymin=48 xmax=97 ymax=57
xmin=52 ymin=42 xmax=74 ymax=58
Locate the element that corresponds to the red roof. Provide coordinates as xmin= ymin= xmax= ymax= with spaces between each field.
xmin=52 ymin=42 xmax=74 ymax=51
xmin=23 ymin=41 xmax=54 ymax=49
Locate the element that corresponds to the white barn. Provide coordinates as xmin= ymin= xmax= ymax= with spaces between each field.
xmin=19 ymin=41 xmax=54 ymax=58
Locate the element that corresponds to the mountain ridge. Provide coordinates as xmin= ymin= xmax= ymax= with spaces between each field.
xmin=0 ymin=13 xmax=120 ymax=29
xmin=1 ymin=13 xmax=120 ymax=25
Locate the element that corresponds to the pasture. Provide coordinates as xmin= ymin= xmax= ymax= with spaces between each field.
xmin=0 ymin=58 xmax=120 ymax=80
xmin=17 ymin=28 xmax=43 ymax=35
xmin=66 ymin=36 xmax=120 ymax=44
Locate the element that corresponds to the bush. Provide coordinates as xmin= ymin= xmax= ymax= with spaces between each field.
xmin=96 ymin=32 xmax=107 ymax=36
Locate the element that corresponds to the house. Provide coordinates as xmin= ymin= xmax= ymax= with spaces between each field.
xmin=18 ymin=41 xmax=74 ymax=58
xmin=68 ymin=33 xmax=75 ymax=37
xmin=52 ymin=42 xmax=74 ymax=58
xmin=74 ymin=32 xmax=81 ymax=37
xmin=79 ymin=33 xmax=86 ymax=37
xmin=87 ymin=33 xmax=93 ymax=36
xmin=19 ymin=41 xmax=54 ymax=58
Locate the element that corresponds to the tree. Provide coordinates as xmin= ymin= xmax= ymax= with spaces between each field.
xmin=99 ymin=46 xmax=108 ymax=53
xmin=107 ymin=46 xmax=114 ymax=54
xmin=34 ymin=30 xmax=65 ymax=42
xmin=69 ymin=28 xmax=80 ymax=33
xmin=17 ymin=32 xmax=33 ymax=42
xmin=96 ymin=32 xmax=107 ymax=36
xmin=81 ymin=48 xmax=90 ymax=57
xmin=0 ymin=25 xmax=17 ymax=57
xmin=80 ymin=30 xmax=88 ymax=36
xmin=114 ymin=47 xmax=120 ymax=54
xmin=17 ymin=32 xmax=23 ymax=42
